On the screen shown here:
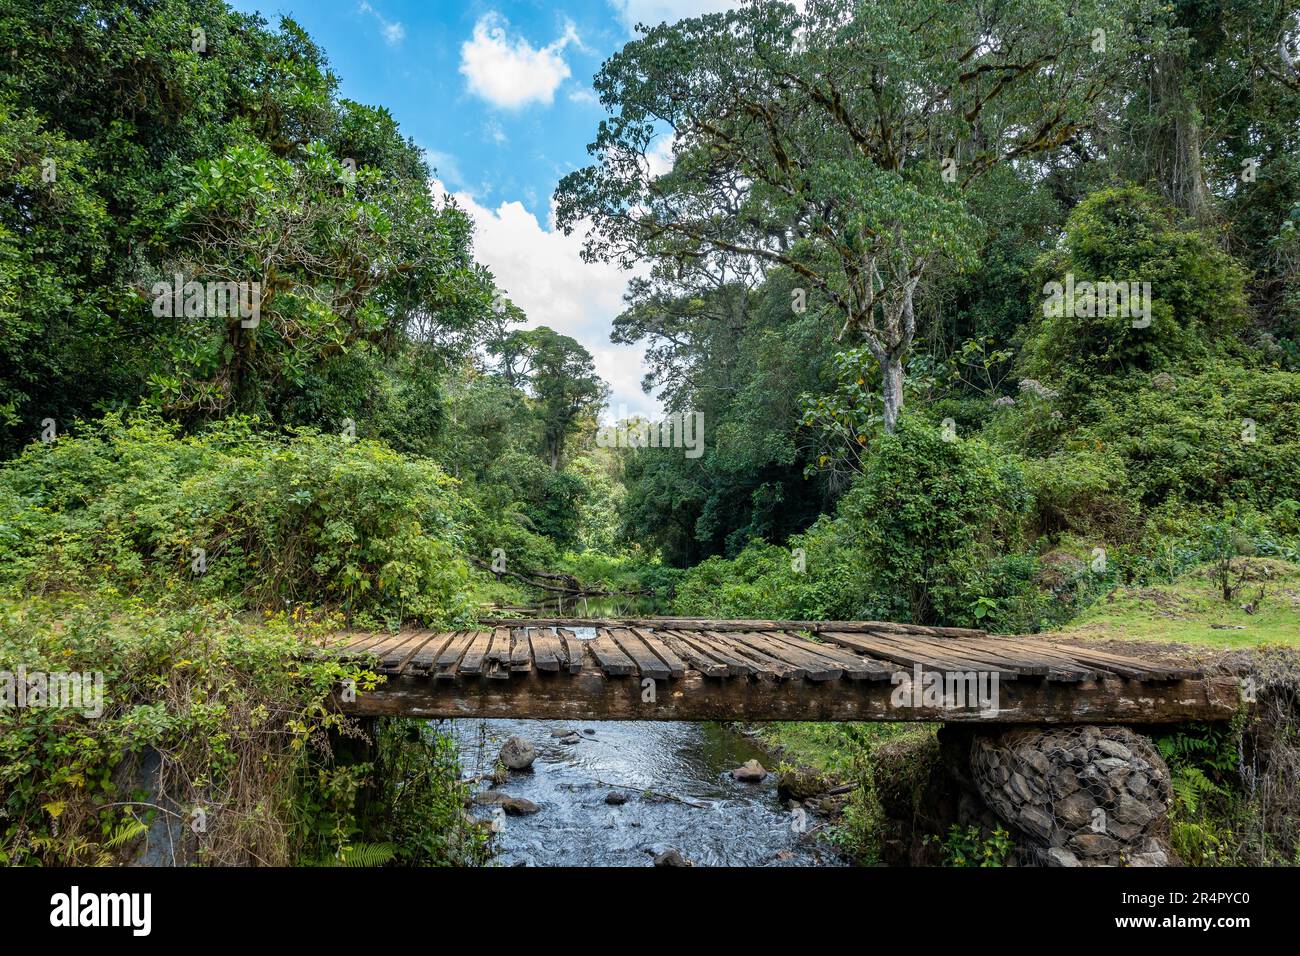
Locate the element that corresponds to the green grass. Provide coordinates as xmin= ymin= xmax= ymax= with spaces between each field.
xmin=754 ymin=722 xmax=930 ymax=777
xmin=1052 ymin=558 xmax=1300 ymax=648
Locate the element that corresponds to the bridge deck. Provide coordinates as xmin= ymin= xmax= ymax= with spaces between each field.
xmin=328 ymin=618 xmax=1238 ymax=723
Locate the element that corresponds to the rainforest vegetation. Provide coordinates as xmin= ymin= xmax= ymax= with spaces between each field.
xmin=1 ymin=0 xmax=1298 ymax=867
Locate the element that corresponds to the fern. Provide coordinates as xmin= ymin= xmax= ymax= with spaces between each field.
xmin=104 ymin=818 xmax=149 ymax=850
xmin=332 ymin=841 xmax=397 ymax=867
xmin=1171 ymin=766 xmax=1224 ymax=814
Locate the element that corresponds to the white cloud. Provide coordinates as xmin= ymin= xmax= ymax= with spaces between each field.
xmin=567 ymin=86 xmax=600 ymax=106
xmin=433 ymin=180 xmax=659 ymax=421
xmin=357 ymin=2 xmax=405 ymax=46
xmin=460 ymin=13 xmax=584 ymax=110
xmin=646 ymin=136 xmax=676 ymax=178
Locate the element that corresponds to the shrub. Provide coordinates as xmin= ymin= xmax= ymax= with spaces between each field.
xmin=829 ymin=418 xmax=1034 ymax=626
xmin=0 ymin=412 xmax=476 ymax=626
xmin=0 ymin=596 xmax=375 ymax=865
xmin=0 ymin=595 xmax=488 ymax=867
xmin=1069 ymin=364 xmax=1300 ymax=512
xmin=1020 ymin=185 xmax=1250 ymax=387
xmin=673 ymin=418 xmax=1044 ymax=630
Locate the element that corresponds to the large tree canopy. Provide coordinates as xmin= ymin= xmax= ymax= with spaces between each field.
xmin=0 ymin=0 xmax=497 ymax=445
xmin=556 ymin=0 xmax=1162 ymax=429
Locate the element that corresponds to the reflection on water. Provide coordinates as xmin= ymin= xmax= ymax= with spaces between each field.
xmin=448 ymin=717 xmax=844 ymax=867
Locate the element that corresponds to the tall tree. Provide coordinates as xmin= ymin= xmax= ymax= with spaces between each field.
xmin=489 ymin=327 xmax=608 ymax=470
xmin=556 ymin=0 xmax=1160 ymax=430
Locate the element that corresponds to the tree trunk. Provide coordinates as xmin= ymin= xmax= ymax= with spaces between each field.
xmin=1147 ymin=52 xmax=1214 ymax=225
xmin=881 ymin=352 xmax=905 ymax=433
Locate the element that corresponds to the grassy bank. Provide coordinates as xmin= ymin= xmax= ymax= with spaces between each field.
xmin=1049 ymin=558 xmax=1300 ymax=648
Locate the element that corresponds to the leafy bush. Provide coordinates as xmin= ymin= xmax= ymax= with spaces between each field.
xmin=0 ymin=595 xmax=488 ymax=867
xmin=928 ymin=824 xmax=1013 ymax=867
xmin=0 ymin=412 xmax=476 ymax=627
xmin=1018 ymin=450 xmax=1137 ymax=539
xmin=829 ymin=419 xmax=1034 ymax=626
xmin=0 ymin=596 xmax=374 ymax=865
xmin=675 ymin=418 xmax=1044 ymax=630
xmin=1020 ymin=185 xmax=1250 ymax=387
xmin=1067 ymin=365 xmax=1300 ymax=512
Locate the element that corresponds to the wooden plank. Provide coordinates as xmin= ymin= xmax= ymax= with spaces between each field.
xmin=365 ymin=630 xmax=425 ymax=667
xmin=378 ymin=629 xmax=439 ymax=674
xmin=486 ymin=627 xmax=512 ymax=664
xmin=433 ymin=631 xmax=475 ymax=680
xmin=528 ymin=627 xmax=562 ymax=672
xmin=728 ymin=631 xmax=840 ymax=681
xmin=457 ymin=630 xmax=494 ymax=677
xmin=509 ymin=627 xmax=533 ymax=673
xmin=1030 ymin=641 xmax=1200 ymax=681
xmin=406 ymin=632 xmax=458 ymax=674
xmin=339 ymin=631 xmax=405 ymax=654
xmin=855 ymin=630 xmax=1024 ymax=680
xmin=704 ymin=631 xmax=802 ymax=679
xmin=480 ymin=627 xmax=510 ymax=680
xmin=990 ymin=638 xmax=1163 ymax=681
xmin=821 ymin=631 xmax=1019 ymax=681
xmin=886 ymin=634 xmax=1053 ymax=679
xmin=773 ymin=631 xmax=894 ymax=681
xmin=658 ymin=631 xmax=729 ymax=678
xmin=932 ymin=637 xmax=1096 ymax=681
xmin=631 ymin=628 xmax=687 ymax=678
xmin=607 ymin=627 xmax=672 ymax=680
xmin=588 ymin=628 xmax=637 ymax=676
xmin=556 ymin=628 xmax=586 ymax=674
xmin=814 ymin=620 xmax=988 ymax=640
xmin=669 ymin=630 xmax=755 ymax=677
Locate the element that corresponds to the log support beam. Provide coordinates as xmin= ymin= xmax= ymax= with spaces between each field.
xmin=339 ymin=668 xmax=1241 ymax=724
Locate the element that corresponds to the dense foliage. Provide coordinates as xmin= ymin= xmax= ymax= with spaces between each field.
xmin=3 ymin=0 xmax=1300 ymax=868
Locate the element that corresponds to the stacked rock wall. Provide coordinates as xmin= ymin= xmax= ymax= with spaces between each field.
xmin=969 ymin=725 xmax=1173 ymax=866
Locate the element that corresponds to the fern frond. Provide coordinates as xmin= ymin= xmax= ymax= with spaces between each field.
xmin=333 ymin=841 xmax=396 ymax=867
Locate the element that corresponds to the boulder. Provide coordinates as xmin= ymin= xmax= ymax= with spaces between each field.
xmin=472 ymin=791 xmax=540 ymax=816
xmin=498 ymin=736 xmax=536 ymax=771
xmin=776 ymin=766 xmax=834 ymax=802
xmin=730 ymin=759 xmax=768 ymax=783
xmin=652 ymin=848 xmax=689 ymax=867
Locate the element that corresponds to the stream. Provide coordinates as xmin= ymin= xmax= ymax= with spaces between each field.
xmin=450 ymin=717 xmax=845 ymax=866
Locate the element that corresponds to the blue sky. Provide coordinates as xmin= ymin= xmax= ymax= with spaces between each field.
xmin=226 ymin=1 xmax=740 ymax=417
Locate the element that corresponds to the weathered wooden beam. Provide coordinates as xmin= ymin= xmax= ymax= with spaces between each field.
xmin=476 ymin=617 xmax=986 ymax=638
xmin=338 ymin=669 xmax=1241 ymax=724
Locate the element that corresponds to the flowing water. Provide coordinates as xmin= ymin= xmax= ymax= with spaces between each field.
xmin=449 ymin=716 xmax=845 ymax=867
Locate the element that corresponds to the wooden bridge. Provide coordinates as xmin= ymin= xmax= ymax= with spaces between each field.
xmin=327 ymin=618 xmax=1240 ymax=723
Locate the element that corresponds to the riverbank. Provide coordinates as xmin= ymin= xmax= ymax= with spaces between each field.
xmin=739 ymin=563 xmax=1300 ymax=867
xmin=0 ymin=594 xmax=490 ymax=867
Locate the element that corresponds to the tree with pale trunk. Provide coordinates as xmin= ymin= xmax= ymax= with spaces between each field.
xmin=556 ymin=0 xmax=1161 ymax=431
